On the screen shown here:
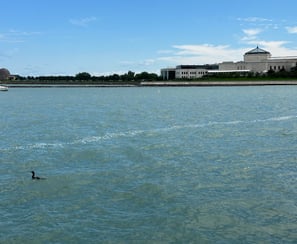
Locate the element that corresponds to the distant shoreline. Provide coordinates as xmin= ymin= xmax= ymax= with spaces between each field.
xmin=4 ymin=80 xmax=297 ymax=87
xmin=140 ymin=80 xmax=297 ymax=86
xmin=5 ymin=84 xmax=136 ymax=88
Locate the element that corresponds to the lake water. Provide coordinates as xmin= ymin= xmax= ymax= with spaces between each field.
xmin=1 ymin=86 xmax=297 ymax=243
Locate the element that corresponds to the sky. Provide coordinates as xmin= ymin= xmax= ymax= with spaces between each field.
xmin=1 ymin=0 xmax=297 ymax=76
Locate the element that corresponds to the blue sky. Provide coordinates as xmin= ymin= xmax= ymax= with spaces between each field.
xmin=1 ymin=0 xmax=297 ymax=76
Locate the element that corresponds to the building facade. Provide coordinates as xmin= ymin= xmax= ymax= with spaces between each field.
xmin=161 ymin=64 xmax=218 ymax=80
xmin=219 ymin=46 xmax=297 ymax=73
xmin=160 ymin=68 xmax=176 ymax=80
xmin=161 ymin=47 xmax=297 ymax=80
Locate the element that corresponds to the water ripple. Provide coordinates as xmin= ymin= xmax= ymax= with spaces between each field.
xmin=1 ymin=114 xmax=296 ymax=152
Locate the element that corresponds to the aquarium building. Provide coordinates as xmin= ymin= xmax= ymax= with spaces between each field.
xmin=161 ymin=64 xmax=219 ymax=80
xmin=219 ymin=46 xmax=297 ymax=73
xmin=161 ymin=47 xmax=297 ymax=79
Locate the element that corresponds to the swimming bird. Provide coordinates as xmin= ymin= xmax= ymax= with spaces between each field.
xmin=31 ymin=171 xmax=45 ymax=180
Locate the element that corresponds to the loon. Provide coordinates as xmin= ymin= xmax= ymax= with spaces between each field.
xmin=31 ymin=171 xmax=45 ymax=180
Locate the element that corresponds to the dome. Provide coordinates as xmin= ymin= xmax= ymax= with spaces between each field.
xmin=245 ymin=46 xmax=270 ymax=55
xmin=0 ymin=68 xmax=10 ymax=80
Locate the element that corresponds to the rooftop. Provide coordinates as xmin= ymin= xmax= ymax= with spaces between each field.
xmin=245 ymin=46 xmax=270 ymax=55
xmin=176 ymin=64 xmax=219 ymax=70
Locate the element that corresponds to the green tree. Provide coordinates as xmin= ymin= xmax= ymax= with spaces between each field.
xmin=120 ymin=71 xmax=135 ymax=81
xmin=110 ymin=74 xmax=120 ymax=81
xmin=127 ymin=71 xmax=135 ymax=80
xmin=135 ymin=72 xmax=158 ymax=81
xmin=75 ymin=72 xmax=91 ymax=80
xmin=291 ymin=64 xmax=297 ymax=73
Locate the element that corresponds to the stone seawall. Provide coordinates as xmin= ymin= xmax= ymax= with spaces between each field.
xmin=140 ymin=81 xmax=297 ymax=86
xmin=5 ymin=80 xmax=297 ymax=88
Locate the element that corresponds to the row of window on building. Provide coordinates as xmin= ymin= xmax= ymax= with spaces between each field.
xmin=270 ymin=65 xmax=285 ymax=71
xmin=235 ymin=65 xmax=286 ymax=71
xmin=177 ymin=71 xmax=207 ymax=75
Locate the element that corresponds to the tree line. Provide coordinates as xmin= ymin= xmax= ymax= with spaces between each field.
xmin=265 ymin=65 xmax=297 ymax=78
xmin=14 ymin=71 xmax=161 ymax=84
xmin=6 ymin=65 xmax=297 ymax=84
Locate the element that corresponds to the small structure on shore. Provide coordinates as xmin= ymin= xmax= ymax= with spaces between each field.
xmin=0 ymin=68 xmax=10 ymax=80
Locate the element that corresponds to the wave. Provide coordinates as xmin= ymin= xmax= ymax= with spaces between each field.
xmin=1 ymin=114 xmax=296 ymax=152
xmin=71 ymin=130 xmax=146 ymax=145
xmin=6 ymin=142 xmax=65 ymax=151
xmin=266 ymin=115 xmax=297 ymax=121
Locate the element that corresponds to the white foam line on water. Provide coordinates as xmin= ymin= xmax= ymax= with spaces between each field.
xmin=266 ymin=115 xmax=297 ymax=121
xmin=250 ymin=115 xmax=297 ymax=123
xmin=70 ymin=129 xmax=146 ymax=145
xmin=11 ymin=142 xmax=65 ymax=150
xmin=65 ymin=115 xmax=297 ymax=146
xmin=1 ymin=115 xmax=296 ymax=151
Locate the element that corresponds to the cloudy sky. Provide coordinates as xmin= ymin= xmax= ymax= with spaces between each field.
xmin=1 ymin=0 xmax=297 ymax=76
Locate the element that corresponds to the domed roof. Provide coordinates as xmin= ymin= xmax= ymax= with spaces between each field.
xmin=0 ymin=68 xmax=10 ymax=80
xmin=245 ymin=46 xmax=270 ymax=55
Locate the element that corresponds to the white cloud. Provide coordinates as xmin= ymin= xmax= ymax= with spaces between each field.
xmin=69 ymin=17 xmax=97 ymax=27
xmin=8 ymin=29 xmax=41 ymax=36
xmin=120 ymin=58 xmax=156 ymax=67
xmin=238 ymin=16 xmax=278 ymax=34
xmin=118 ymin=17 xmax=297 ymax=72
xmin=157 ymin=39 xmax=297 ymax=70
xmin=0 ymin=29 xmax=41 ymax=43
xmin=247 ymin=40 xmax=297 ymax=56
xmin=243 ymin=28 xmax=262 ymax=36
xmin=157 ymin=49 xmax=174 ymax=54
xmin=237 ymin=17 xmax=272 ymax=22
xmin=286 ymin=26 xmax=297 ymax=34
xmin=172 ymin=44 xmax=230 ymax=56
xmin=236 ymin=19 xmax=297 ymax=56
xmin=239 ymin=26 xmax=297 ymax=57
xmin=158 ymin=44 xmax=245 ymax=65
xmin=241 ymin=28 xmax=263 ymax=41
xmin=155 ymin=17 xmax=297 ymax=69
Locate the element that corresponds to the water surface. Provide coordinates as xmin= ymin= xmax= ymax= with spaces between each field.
xmin=1 ymin=86 xmax=297 ymax=243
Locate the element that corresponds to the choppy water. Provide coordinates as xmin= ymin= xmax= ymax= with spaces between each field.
xmin=1 ymin=86 xmax=297 ymax=243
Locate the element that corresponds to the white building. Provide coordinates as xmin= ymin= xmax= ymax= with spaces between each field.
xmin=161 ymin=64 xmax=218 ymax=80
xmin=175 ymin=65 xmax=209 ymax=79
xmin=220 ymin=46 xmax=297 ymax=73
xmin=160 ymin=68 xmax=176 ymax=80
xmin=161 ymin=47 xmax=297 ymax=80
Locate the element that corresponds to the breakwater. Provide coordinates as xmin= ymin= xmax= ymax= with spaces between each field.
xmin=4 ymin=80 xmax=297 ymax=88
xmin=141 ymin=80 xmax=297 ymax=86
